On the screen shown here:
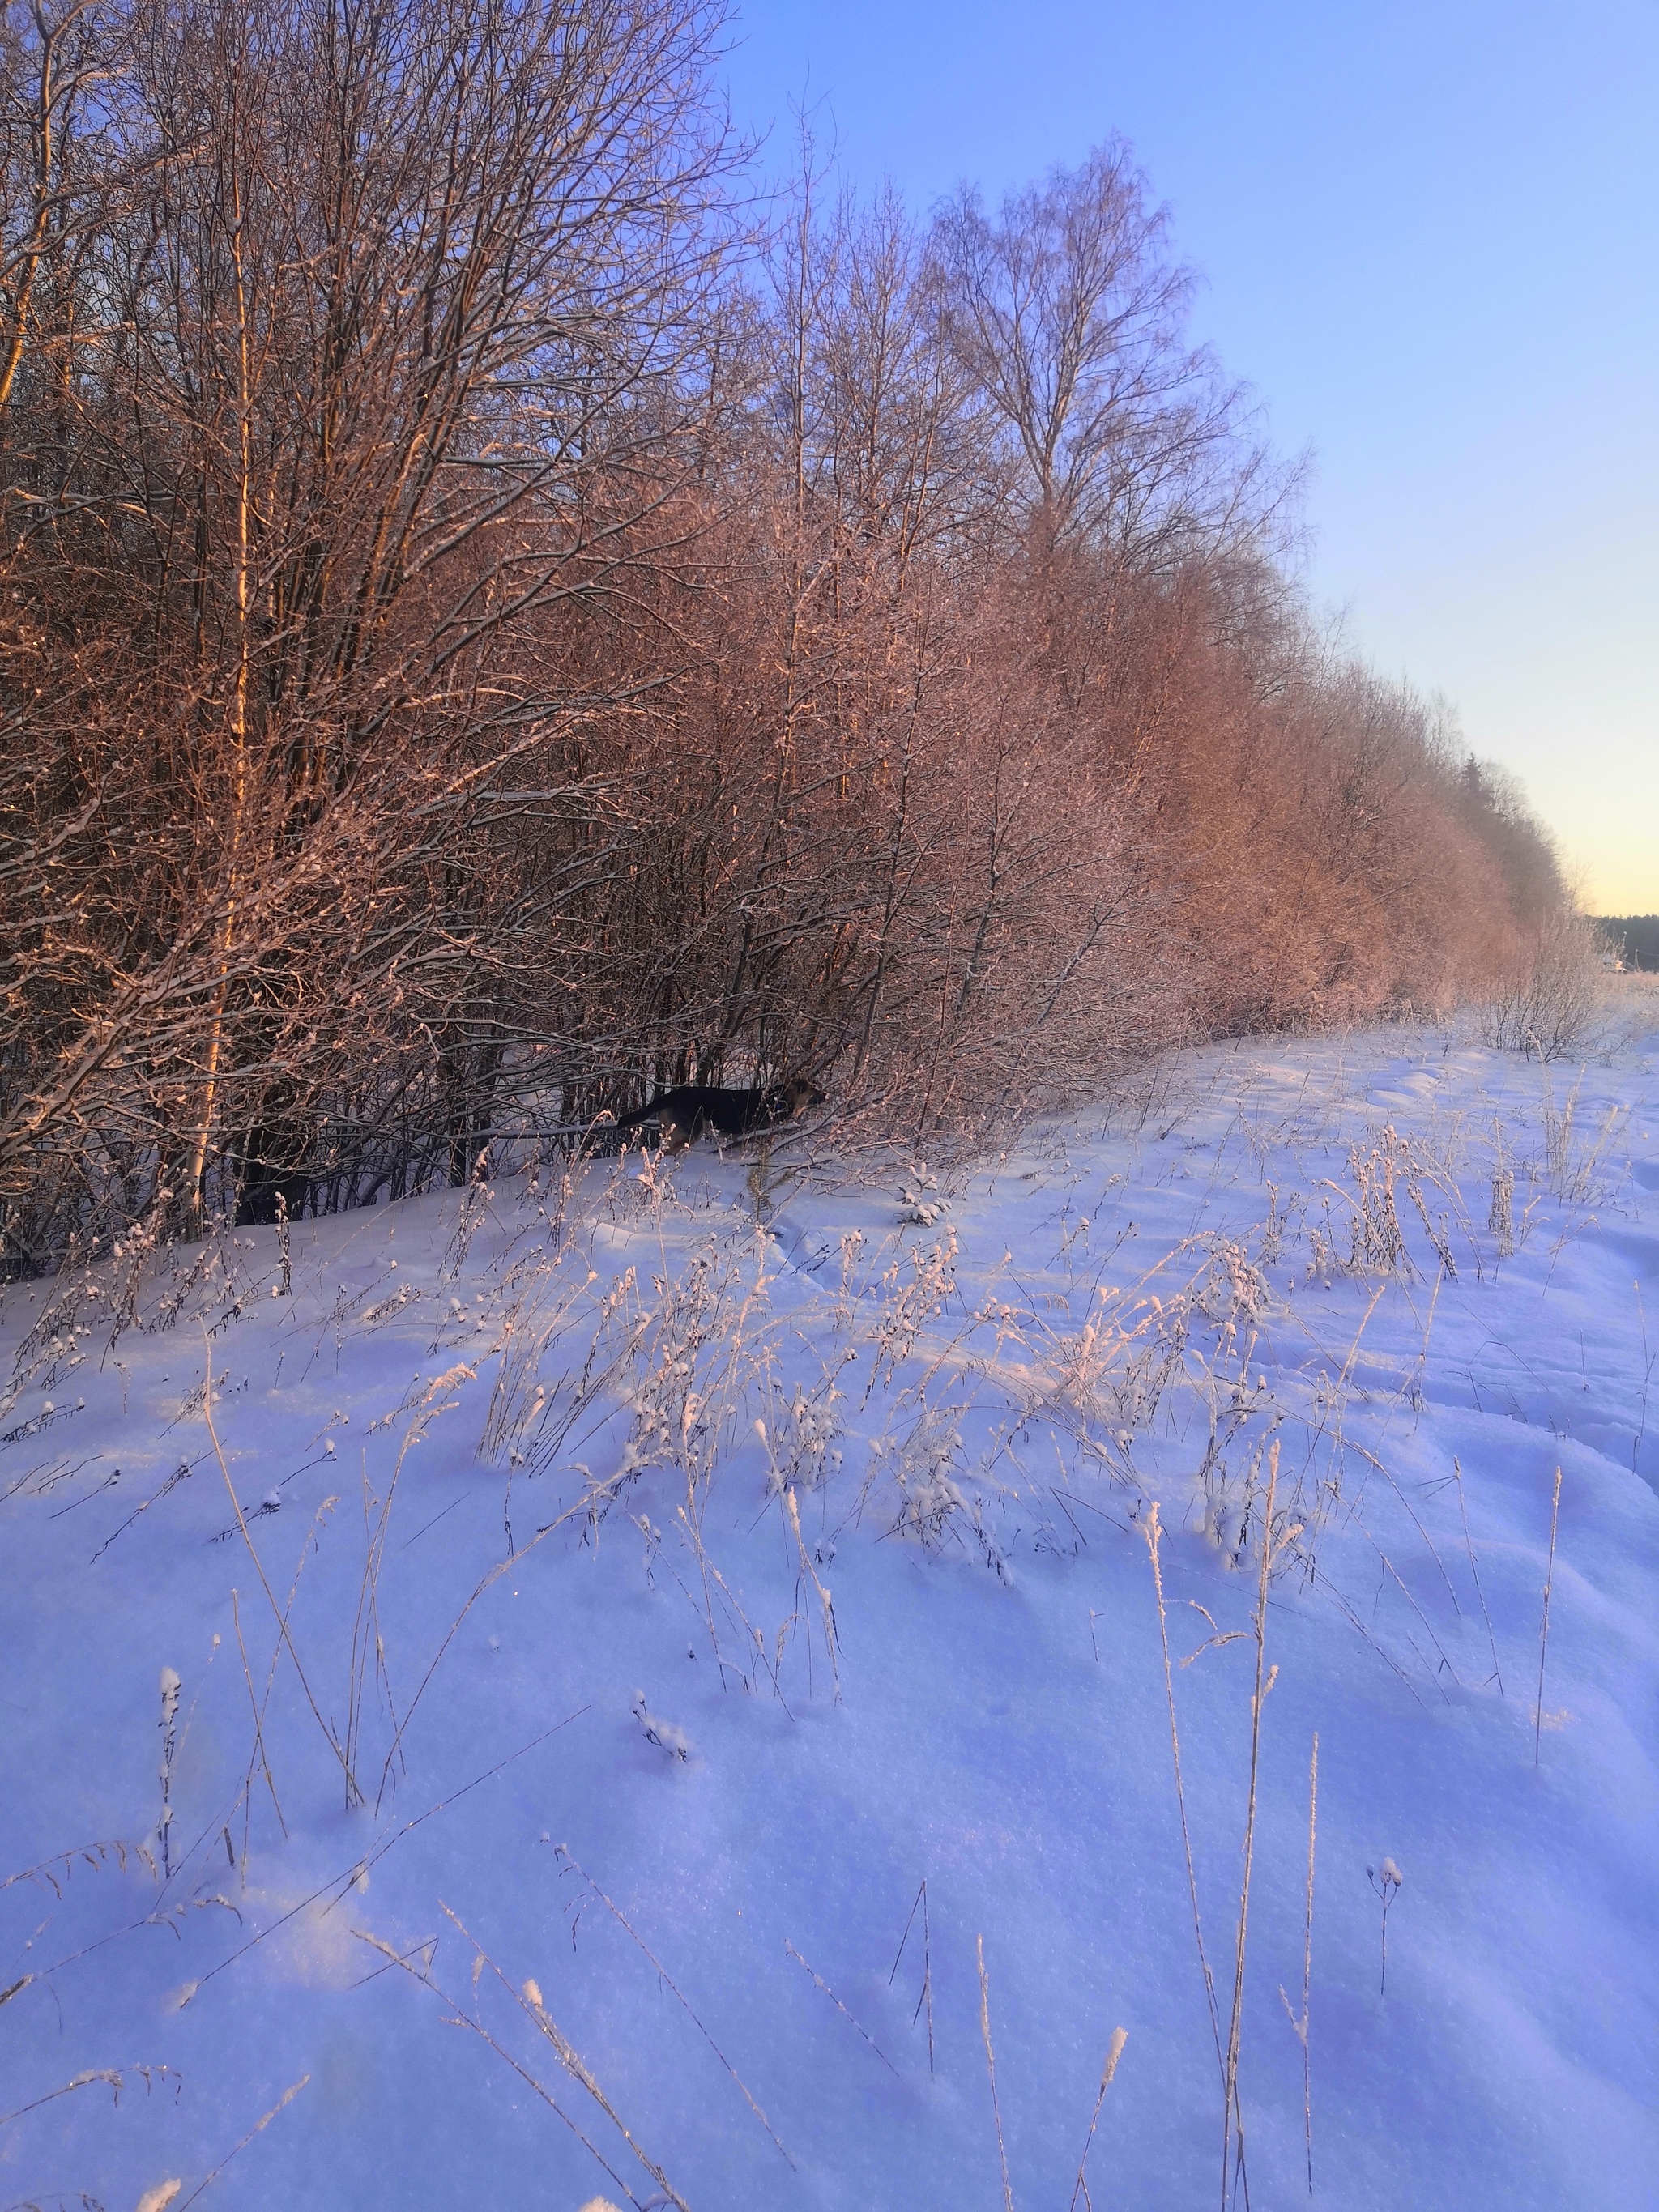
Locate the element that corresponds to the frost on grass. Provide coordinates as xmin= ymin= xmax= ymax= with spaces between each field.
xmin=630 ymin=1690 xmax=691 ymax=1762
xmin=0 ymin=1012 xmax=1654 ymax=2208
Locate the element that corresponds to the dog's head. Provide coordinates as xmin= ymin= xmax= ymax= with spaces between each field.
xmin=783 ymin=1076 xmax=827 ymax=1115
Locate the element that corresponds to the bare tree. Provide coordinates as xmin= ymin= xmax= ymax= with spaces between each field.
xmin=0 ymin=77 xmax=1579 ymax=1276
xmin=932 ymin=139 xmax=1289 ymax=565
xmin=0 ymin=0 xmax=736 ymax=1256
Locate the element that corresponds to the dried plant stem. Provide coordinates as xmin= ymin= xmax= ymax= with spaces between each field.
xmin=1349 ymin=1521 xmax=1460 ymax=1693
xmin=679 ymin=1473 xmax=727 ymax=1681
xmin=919 ymin=1881 xmax=935 ymax=2076
xmin=231 ymin=1588 xmax=285 ymax=1870
xmin=1534 ymin=1465 xmax=1563 ymax=1766
xmin=1222 ymin=1438 xmax=1284 ymax=2212
xmin=348 ymin=1365 xmax=463 ymax=1795
xmin=693 ymin=1542 xmax=793 ymax=1709
xmin=376 ymin=1474 xmax=600 ymax=1807
xmin=1141 ymin=1504 xmax=1225 ymax=2076
xmin=176 ymin=2075 xmax=309 ymax=2210
xmin=1452 ymin=1458 xmax=1503 ymax=1695
xmin=0 ymin=2064 xmax=178 ymax=2130
xmin=202 ymin=1346 xmax=360 ymax=1804
xmin=889 ymin=1878 xmax=924 ymax=1984
xmin=1367 ymin=1863 xmax=1402 ymax=1996
xmin=157 ymin=1666 xmax=181 ymax=1879
xmin=354 ymin=1929 xmax=647 ymax=2210
xmin=555 ymin=1846 xmax=794 ymax=2170
xmin=1300 ymin=1731 xmax=1316 ymax=2195
xmin=783 ymin=1483 xmax=841 ymax=1702
xmin=888 ymin=1877 xmax=935 ymax=2073
xmin=443 ymin=1904 xmax=686 ymax=2212
xmin=1067 ymin=2026 xmax=1128 ymax=2212
xmin=784 ymin=1940 xmax=900 ymax=2078
xmin=977 ymin=1934 xmax=1015 ymax=2212
xmin=1278 ymin=1733 xmax=1318 ymax=2197
xmin=184 ymin=1712 xmax=582 ymax=2005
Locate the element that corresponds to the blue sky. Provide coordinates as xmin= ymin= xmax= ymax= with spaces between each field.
xmin=719 ymin=0 xmax=1658 ymax=911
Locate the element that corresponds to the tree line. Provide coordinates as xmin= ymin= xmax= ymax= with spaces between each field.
xmin=0 ymin=0 xmax=1571 ymax=1274
xmin=1594 ymin=917 xmax=1659 ymax=970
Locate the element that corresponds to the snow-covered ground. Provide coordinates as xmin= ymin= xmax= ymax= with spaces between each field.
xmin=3 ymin=994 xmax=1657 ymax=2212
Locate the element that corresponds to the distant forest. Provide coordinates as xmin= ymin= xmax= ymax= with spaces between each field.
xmin=0 ymin=0 xmax=1580 ymax=1275
xmin=1594 ymin=918 xmax=1659 ymax=970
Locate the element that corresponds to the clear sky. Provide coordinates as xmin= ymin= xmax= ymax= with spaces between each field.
xmin=719 ymin=0 xmax=1658 ymax=912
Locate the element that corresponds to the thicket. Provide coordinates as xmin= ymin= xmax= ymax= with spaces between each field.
xmin=1595 ymin=916 xmax=1659 ymax=971
xmin=0 ymin=0 xmax=1572 ymax=1275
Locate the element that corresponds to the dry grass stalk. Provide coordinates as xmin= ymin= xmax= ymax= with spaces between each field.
xmin=784 ymin=1939 xmax=901 ymax=2078
xmin=683 ymin=1536 xmax=794 ymax=1707
xmin=1487 ymin=1144 xmax=1516 ymax=1259
xmin=888 ymin=1877 xmax=935 ymax=2073
xmin=202 ymin=1343 xmax=360 ymax=1804
xmin=1220 ymin=1437 xmax=1286 ymax=2210
xmin=1067 ymin=2024 xmax=1128 ymax=2212
xmin=672 ymin=1497 xmax=733 ymax=1689
xmin=1452 ymin=1457 xmax=1503 ymax=1694
xmin=355 ymin=1925 xmax=655 ymax=2210
xmin=176 ymin=2074 xmax=309 ymax=2210
xmin=231 ymin=1587 xmax=286 ymax=1865
xmin=480 ymin=1263 xmax=580 ymax=1474
xmin=919 ymin=1883 xmax=935 ymax=2073
xmin=1636 ymin=1282 xmax=1653 ymax=1477
xmin=0 ymin=1838 xmax=133 ymax=1902
xmin=1337 ymin=1127 xmax=1410 ymax=1273
xmin=977 ymin=1934 xmax=1016 ymax=2212
xmin=1277 ymin=1733 xmax=1318 ymax=2197
xmin=555 ymin=1845 xmax=795 ymax=2170
xmin=1349 ymin=1435 xmax=1463 ymax=1622
xmin=347 ymin=1362 xmax=477 ymax=1798
xmin=1534 ymin=1464 xmax=1563 ymax=1766
xmin=1404 ymin=1176 xmax=1456 ymax=1278
xmin=156 ymin=1664 xmax=182 ymax=1879
xmin=1141 ymin=1503 xmax=1224 ymax=2075
xmin=503 ymin=1929 xmax=688 ymax=2210
xmin=181 ymin=1713 xmax=582 ymax=2010
xmin=782 ymin=1479 xmax=842 ymax=1702
xmin=1346 ymin=1514 xmax=1461 ymax=1694
xmin=1299 ymin=1731 xmax=1316 ymax=2191
xmin=373 ymin=1467 xmax=611 ymax=1808
xmin=0 ymin=2061 xmax=179 ymax=2129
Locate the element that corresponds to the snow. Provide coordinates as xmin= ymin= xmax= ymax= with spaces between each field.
xmin=2 ymin=999 xmax=1657 ymax=2210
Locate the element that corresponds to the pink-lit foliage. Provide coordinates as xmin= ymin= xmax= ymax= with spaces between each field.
xmin=0 ymin=2 xmax=1570 ymax=1272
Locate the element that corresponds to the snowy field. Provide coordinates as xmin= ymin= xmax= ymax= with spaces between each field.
xmin=2 ymin=994 xmax=1657 ymax=2212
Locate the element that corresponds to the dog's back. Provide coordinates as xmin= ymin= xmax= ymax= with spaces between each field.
xmin=615 ymin=1077 xmax=824 ymax=1153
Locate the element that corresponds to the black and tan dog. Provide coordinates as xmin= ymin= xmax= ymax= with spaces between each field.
xmin=612 ymin=1076 xmax=825 ymax=1155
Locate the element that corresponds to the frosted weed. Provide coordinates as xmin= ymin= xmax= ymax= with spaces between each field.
xmin=1366 ymin=1858 xmax=1405 ymax=1997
